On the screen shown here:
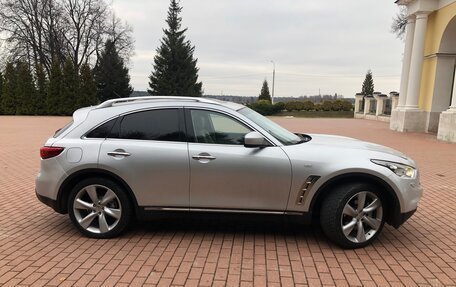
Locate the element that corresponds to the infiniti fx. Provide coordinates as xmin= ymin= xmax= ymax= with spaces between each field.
xmin=36 ymin=96 xmax=422 ymax=248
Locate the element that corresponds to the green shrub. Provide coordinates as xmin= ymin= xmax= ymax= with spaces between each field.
xmin=249 ymin=100 xmax=352 ymax=115
xmin=285 ymin=101 xmax=305 ymax=111
xmin=248 ymin=101 xmax=285 ymax=115
xmin=302 ymin=100 xmax=315 ymax=111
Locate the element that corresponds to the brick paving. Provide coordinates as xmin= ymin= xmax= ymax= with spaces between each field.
xmin=0 ymin=115 xmax=455 ymax=287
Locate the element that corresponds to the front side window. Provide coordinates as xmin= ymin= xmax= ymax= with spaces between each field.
xmin=190 ymin=110 xmax=252 ymax=145
xmin=118 ymin=109 xmax=183 ymax=142
xmin=238 ymin=107 xmax=302 ymax=145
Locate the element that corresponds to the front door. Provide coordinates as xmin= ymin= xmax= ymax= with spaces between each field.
xmin=186 ymin=108 xmax=292 ymax=211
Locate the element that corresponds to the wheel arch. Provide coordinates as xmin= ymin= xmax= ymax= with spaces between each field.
xmin=56 ymin=168 xmax=139 ymax=216
xmin=309 ymin=172 xmax=402 ymax=227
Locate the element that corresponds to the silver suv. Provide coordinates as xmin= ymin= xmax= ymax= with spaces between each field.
xmin=36 ymin=96 xmax=422 ymax=248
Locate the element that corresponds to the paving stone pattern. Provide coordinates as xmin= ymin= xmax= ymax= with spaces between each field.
xmin=0 ymin=116 xmax=455 ymax=286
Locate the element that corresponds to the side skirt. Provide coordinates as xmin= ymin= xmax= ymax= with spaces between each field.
xmin=136 ymin=206 xmax=311 ymax=224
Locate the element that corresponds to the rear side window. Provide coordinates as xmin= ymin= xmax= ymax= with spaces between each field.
xmin=118 ymin=109 xmax=183 ymax=142
xmin=85 ymin=118 xmax=117 ymax=139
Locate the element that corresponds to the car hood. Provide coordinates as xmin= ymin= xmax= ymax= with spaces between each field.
xmin=306 ymin=134 xmax=410 ymax=161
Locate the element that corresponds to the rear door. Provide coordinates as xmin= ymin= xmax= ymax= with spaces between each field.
xmin=98 ymin=108 xmax=190 ymax=207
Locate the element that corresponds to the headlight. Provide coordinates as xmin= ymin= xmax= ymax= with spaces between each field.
xmin=371 ymin=159 xmax=416 ymax=178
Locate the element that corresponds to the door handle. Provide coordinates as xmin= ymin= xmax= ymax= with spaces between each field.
xmin=107 ymin=151 xmax=131 ymax=157
xmin=192 ymin=154 xmax=216 ymax=160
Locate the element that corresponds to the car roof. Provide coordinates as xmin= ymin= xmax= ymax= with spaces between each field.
xmin=60 ymin=96 xmax=252 ymax=142
xmin=95 ymin=96 xmax=245 ymax=111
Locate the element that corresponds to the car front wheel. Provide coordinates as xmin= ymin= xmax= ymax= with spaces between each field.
xmin=320 ymin=183 xmax=385 ymax=248
xmin=68 ymin=178 xmax=132 ymax=238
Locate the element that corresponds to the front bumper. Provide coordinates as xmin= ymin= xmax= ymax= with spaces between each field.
xmin=389 ymin=171 xmax=423 ymax=213
xmin=390 ymin=209 xmax=417 ymax=228
xmin=386 ymin=170 xmax=422 ymax=228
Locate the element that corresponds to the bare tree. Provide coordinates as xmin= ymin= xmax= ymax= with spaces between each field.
xmin=103 ymin=13 xmax=134 ymax=65
xmin=391 ymin=6 xmax=407 ymax=40
xmin=0 ymin=0 xmax=133 ymax=75
xmin=61 ymin=0 xmax=107 ymax=69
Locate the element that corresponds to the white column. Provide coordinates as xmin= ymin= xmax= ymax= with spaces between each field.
xmin=391 ymin=94 xmax=399 ymax=109
xmin=449 ymin=65 xmax=456 ymax=111
xmin=398 ymin=16 xmax=416 ymax=108
xmin=364 ymin=99 xmax=369 ymax=115
xmin=375 ymin=95 xmax=385 ymax=116
xmin=405 ymin=12 xmax=429 ymax=109
xmin=354 ymin=94 xmax=363 ymax=113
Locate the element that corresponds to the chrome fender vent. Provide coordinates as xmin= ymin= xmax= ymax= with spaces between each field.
xmin=296 ymin=176 xmax=320 ymax=205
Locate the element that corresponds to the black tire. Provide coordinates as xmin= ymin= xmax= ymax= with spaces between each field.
xmin=320 ymin=182 xmax=385 ymax=249
xmin=68 ymin=177 xmax=133 ymax=238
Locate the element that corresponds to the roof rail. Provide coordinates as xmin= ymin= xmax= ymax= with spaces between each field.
xmin=96 ymin=96 xmax=217 ymax=109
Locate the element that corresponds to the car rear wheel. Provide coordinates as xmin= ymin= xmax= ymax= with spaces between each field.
xmin=68 ymin=178 xmax=132 ymax=238
xmin=320 ymin=183 xmax=385 ymax=249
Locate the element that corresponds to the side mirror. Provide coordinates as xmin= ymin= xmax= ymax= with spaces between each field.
xmin=244 ymin=131 xmax=271 ymax=148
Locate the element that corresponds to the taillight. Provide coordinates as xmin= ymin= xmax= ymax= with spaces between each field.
xmin=40 ymin=146 xmax=64 ymax=159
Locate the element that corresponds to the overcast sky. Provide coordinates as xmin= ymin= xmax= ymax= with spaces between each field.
xmin=112 ymin=0 xmax=404 ymax=98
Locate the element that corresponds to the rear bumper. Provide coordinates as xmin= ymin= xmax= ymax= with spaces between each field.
xmin=36 ymin=190 xmax=63 ymax=213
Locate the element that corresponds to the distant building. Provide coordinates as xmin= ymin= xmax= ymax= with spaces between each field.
xmin=391 ymin=0 xmax=456 ymax=143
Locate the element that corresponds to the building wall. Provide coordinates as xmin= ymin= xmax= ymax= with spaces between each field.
xmin=419 ymin=1 xmax=456 ymax=112
xmin=419 ymin=57 xmax=437 ymax=111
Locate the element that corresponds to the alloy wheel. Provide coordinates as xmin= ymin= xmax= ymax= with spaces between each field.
xmin=73 ymin=184 xmax=122 ymax=234
xmin=341 ymin=191 xmax=383 ymax=243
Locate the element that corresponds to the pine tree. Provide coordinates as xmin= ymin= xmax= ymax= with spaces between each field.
xmin=94 ymin=40 xmax=133 ymax=102
xmin=361 ymin=70 xmax=374 ymax=111
xmin=362 ymin=70 xmax=374 ymax=96
xmin=148 ymin=0 xmax=202 ymax=96
xmin=62 ymin=58 xmax=78 ymax=115
xmin=1 ymin=62 xmax=17 ymax=115
xmin=258 ymin=80 xmax=272 ymax=103
xmin=78 ymin=63 xmax=98 ymax=108
xmin=15 ymin=61 xmax=37 ymax=115
xmin=47 ymin=59 xmax=64 ymax=115
xmin=35 ymin=64 xmax=48 ymax=115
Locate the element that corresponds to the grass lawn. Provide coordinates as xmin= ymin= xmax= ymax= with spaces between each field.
xmin=275 ymin=111 xmax=354 ymax=118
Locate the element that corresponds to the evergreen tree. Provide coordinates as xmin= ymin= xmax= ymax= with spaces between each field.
xmin=258 ymin=79 xmax=271 ymax=103
xmin=361 ymin=70 xmax=374 ymax=111
xmin=1 ymin=62 xmax=17 ymax=115
xmin=15 ymin=61 xmax=37 ymax=115
xmin=47 ymin=59 xmax=64 ymax=115
xmin=148 ymin=0 xmax=202 ymax=96
xmin=62 ymin=58 xmax=79 ymax=115
xmin=362 ymin=70 xmax=374 ymax=96
xmin=78 ymin=63 xmax=98 ymax=108
xmin=35 ymin=64 xmax=48 ymax=115
xmin=94 ymin=40 xmax=133 ymax=102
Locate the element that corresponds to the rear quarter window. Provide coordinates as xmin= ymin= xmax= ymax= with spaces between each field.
xmin=85 ymin=118 xmax=117 ymax=139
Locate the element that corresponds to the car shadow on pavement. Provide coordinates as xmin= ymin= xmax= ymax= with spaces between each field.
xmin=131 ymin=212 xmax=323 ymax=238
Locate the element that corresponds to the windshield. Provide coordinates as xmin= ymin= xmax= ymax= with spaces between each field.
xmin=239 ymin=107 xmax=302 ymax=145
